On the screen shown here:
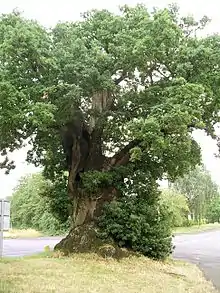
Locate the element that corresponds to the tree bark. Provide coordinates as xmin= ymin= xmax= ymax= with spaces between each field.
xmin=55 ymin=138 xmax=119 ymax=254
xmin=54 ymin=180 xmax=118 ymax=255
xmin=54 ymin=90 xmax=137 ymax=255
xmin=70 ymin=187 xmax=97 ymax=227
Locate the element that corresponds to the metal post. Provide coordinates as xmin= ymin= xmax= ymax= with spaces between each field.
xmin=0 ymin=200 xmax=4 ymax=257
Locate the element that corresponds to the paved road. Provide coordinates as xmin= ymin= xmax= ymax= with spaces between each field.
xmin=2 ymin=237 xmax=62 ymax=257
xmin=173 ymin=229 xmax=220 ymax=290
xmin=2 ymin=231 xmax=220 ymax=290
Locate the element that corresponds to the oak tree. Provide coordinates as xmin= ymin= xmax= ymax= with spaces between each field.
xmin=1 ymin=5 xmax=220 ymax=254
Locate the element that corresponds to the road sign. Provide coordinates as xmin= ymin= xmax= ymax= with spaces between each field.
xmin=0 ymin=199 xmax=11 ymax=257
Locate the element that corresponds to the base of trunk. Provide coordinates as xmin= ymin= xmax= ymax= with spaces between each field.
xmin=54 ymin=223 xmax=136 ymax=259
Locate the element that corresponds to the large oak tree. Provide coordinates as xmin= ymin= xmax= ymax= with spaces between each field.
xmin=1 ymin=5 xmax=220 ymax=253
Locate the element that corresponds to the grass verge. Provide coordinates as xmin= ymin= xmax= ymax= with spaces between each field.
xmin=0 ymin=253 xmax=217 ymax=293
xmin=3 ymin=229 xmax=43 ymax=239
xmin=173 ymin=223 xmax=220 ymax=235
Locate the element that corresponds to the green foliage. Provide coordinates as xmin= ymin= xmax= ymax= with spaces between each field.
xmin=1 ymin=6 xmax=220 ymax=180
xmin=40 ymin=173 xmax=70 ymax=224
xmin=206 ymin=196 xmax=220 ymax=223
xmin=81 ymin=171 xmax=114 ymax=194
xmin=98 ymin=185 xmax=173 ymax=260
xmin=173 ymin=166 xmax=219 ymax=223
xmin=160 ymin=189 xmax=189 ymax=227
xmin=81 ymin=167 xmax=128 ymax=194
xmin=1 ymin=5 xmax=220 ymax=257
xmin=0 ymin=12 xmax=55 ymax=170
xmin=11 ymin=173 xmax=69 ymax=235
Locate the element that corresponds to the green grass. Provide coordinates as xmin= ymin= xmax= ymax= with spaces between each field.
xmin=0 ymin=253 xmax=217 ymax=293
xmin=3 ymin=229 xmax=44 ymax=239
xmin=173 ymin=223 xmax=220 ymax=234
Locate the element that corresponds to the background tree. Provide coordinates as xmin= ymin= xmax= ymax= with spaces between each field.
xmin=160 ymin=189 xmax=189 ymax=227
xmin=11 ymin=173 xmax=69 ymax=235
xmin=173 ymin=166 xmax=219 ymax=223
xmin=1 ymin=4 xmax=220 ymax=257
xmin=206 ymin=196 xmax=220 ymax=223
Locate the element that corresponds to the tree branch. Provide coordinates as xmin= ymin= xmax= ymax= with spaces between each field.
xmin=105 ymin=139 xmax=140 ymax=169
xmin=114 ymin=71 xmax=127 ymax=85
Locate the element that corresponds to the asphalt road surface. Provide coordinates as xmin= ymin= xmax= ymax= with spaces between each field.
xmin=2 ymin=237 xmax=62 ymax=257
xmin=2 ymin=230 xmax=220 ymax=290
xmin=173 ymin=229 xmax=220 ymax=290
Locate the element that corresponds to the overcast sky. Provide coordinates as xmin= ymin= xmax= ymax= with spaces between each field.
xmin=0 ymin=0 xmax=220 ymax=198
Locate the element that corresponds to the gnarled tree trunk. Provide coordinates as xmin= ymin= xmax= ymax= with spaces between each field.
xmin=54 ymin=90 xmax=136 ymax=257
xmin=54 ymin=162 xmax=118 ymax=256
xmin=54 ymin=183 xmax=117 ymax=255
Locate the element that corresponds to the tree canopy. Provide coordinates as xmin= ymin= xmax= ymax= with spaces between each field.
xmin=1 ymin=5 xmax=220 ymax=179
xmin=1 ymin=4 xmax=220 ymax=257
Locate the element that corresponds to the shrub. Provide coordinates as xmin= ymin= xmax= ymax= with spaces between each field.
xmin=98 ymin=193 xmax=173 ymax=260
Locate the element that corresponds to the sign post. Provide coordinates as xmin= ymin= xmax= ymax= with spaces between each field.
xmin=0 ymin=199 xmax=10 ymax=257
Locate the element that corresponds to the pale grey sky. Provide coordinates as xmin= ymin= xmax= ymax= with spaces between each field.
xmin=0 ymin=0 xmax=220 ymax=198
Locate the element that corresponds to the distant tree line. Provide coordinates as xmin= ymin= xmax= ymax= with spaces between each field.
xmin=10 ymin=173 xmax=69 ymax=236
xmin=169 ymin=165 xmax=220 ymax=225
